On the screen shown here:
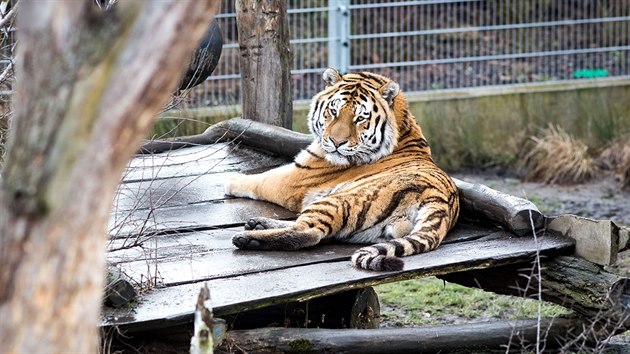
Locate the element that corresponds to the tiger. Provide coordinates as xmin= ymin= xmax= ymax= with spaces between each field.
xmin=224 ymin=68 xmax=459 ymax=271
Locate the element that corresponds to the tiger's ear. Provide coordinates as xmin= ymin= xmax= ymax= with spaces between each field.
xmin=379 ymin=81 xmax=400 ymax=106
xmin=323 ymin=68 xmax=343 ymax=87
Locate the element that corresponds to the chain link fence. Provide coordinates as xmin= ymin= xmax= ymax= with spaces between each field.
xmin=185 ymin=0 xmax=629 ymax=108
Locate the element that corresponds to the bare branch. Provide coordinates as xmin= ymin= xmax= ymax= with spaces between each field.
xmin=0 ymin=0 xmax=18 ymax=28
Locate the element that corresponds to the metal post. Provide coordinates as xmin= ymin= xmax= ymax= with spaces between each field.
xmin=328 ymin=0 xmax=350 ymax=74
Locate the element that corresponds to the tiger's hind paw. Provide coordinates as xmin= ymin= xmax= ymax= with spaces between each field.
xmin=232 ymin=233 xmax=264 ymax=250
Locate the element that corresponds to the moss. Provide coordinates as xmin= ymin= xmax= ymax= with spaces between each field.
xmin=287 ymin=338 xmax=314 ymax=352
xmin=376 ymin=277 xmax=571 ymax=327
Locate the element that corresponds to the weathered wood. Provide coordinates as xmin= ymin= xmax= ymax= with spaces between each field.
xmin=107 ymin=224 xmax=493 ymax=286
xmin=217 ymin=318 xmax=592 ymax=353
xmin=439 ymin=256 xmax=630 ymax=329
xmin=109 ymin=198 xmax=296 ymax=238
xmin=104 ymin=266 xmax=137 ymax=308
xmin=126 ymin=144 xmax=287 ymax=183
xmin=101 ymin=231 xmax=573 ymax=332
xmin=547 ymin=215 xmax=628 ymax=266
xmin=223 ymin=287 xmax=380 ymax=330
xmin=139 ymin=118 xmax=312 ymax=155
xmin=236 ymin=0 xmax=292 ymax=129
xmin=0 ymin=1 xmax=217 ymax=352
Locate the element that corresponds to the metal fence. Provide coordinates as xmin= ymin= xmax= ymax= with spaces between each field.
xmin=185 ymin=0 xmax=630 ymax=108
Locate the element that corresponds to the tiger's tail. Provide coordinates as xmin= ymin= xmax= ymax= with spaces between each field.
xmin=351 ymin=231 xmax=443 ymax=271
xmin=351 ymin=207 xmax=452 ymax=271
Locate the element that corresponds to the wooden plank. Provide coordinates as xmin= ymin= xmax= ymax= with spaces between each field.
xmin=107 ymin=223 xmax=494 ymax=286
xmin=101 ymin=231 xmax=574 ymax=331
xmin=547 ymin=215 xmax=623 ymax=266
xmin=114 ymin=173 xmax=237 ymax=212
xmin=122 ymin=143 xmax=286 ymax=183
xmin=107 ymin=223 xmax=490 ymax=263
xmin=108 ymin=199 xmax=296 ymax=238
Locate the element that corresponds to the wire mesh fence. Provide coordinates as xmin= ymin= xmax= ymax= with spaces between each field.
xmin=0 ymin=1 xmax=628 ymax=108
xmin=185 ymin=0 xmax=629 ymax=109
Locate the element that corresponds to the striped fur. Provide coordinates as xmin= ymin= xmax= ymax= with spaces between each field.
xmin=225 ymin=69 xmax=459 ymax=271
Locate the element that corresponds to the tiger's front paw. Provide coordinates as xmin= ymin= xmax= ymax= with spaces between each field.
xmin=244 ymin=217 xmax=294 ymax=230
xmin=232 ymin=232 xmax=265 ymax=250
xmin=224 ymin=173 xmax=256 ymax=198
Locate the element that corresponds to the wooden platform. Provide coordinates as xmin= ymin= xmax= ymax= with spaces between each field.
xmin=102 ymin=143 xmax=575 ymax=332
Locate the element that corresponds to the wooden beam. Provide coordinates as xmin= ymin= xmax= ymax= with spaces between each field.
xmin=236 ymin=0 xmax=292 ymax=129
xmin=454 ymin=177 xmax=544 ymax=236
xmin=547 ymin=215 xmax=629 ymax=266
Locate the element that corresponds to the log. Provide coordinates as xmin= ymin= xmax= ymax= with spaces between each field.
xmin=217 ymin=318 xmax=593 ymax=354
xmin=439 ymin=256 xmax=630 ymax=330
xmin=453 ymin=178 xmax=544 ymax=236
xmin=236 ymin=0 xmax=292 ymax=129
xmin=139 ymin=117 xmax=312 ymax=156
xmin=223 ymin=287 xmax=380 ymax=330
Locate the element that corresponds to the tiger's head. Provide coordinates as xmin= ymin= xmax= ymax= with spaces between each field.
xmin=307 ymin=68 xmax=401 ymax=166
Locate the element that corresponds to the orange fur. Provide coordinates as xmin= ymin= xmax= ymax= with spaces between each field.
xmin=225 ymin=69 xmax=459 ymax=271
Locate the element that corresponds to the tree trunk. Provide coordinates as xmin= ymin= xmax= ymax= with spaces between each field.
xmin=0 ymin=1 xmax=218 ymax=352
xmin=236 ymin=0 xmax=292 ymax=129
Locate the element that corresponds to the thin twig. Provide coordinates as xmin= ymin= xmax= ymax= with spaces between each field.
xmin=0 ymin=60 xmax=13 ymax=83
xmin=0 ymin=0 xmax=18 ymax=29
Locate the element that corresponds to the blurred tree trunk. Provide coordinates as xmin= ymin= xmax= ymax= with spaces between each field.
xmin=236 ymin=0 xmax=292 ymax=129
xmin=0 ymin=1 xmax=218 ymax=352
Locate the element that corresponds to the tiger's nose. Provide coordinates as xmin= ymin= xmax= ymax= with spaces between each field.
xmin=330 ymin=137 xmax=348 ymax=148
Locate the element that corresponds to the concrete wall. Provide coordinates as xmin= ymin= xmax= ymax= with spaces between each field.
xmin=408 ymin=78 xmax=630 ymax=169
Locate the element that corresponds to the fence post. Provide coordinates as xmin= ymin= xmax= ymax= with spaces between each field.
xmin=327 ymin=0 xmax=350 ymax=74
xmin=236 ymin=0 xmax=292 ymax=129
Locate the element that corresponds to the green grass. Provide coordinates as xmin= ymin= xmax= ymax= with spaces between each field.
xmin=375 ymin=277 xmax=571 ymax=327
xmin=523 ymin=195 xmax=563 ymax=215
